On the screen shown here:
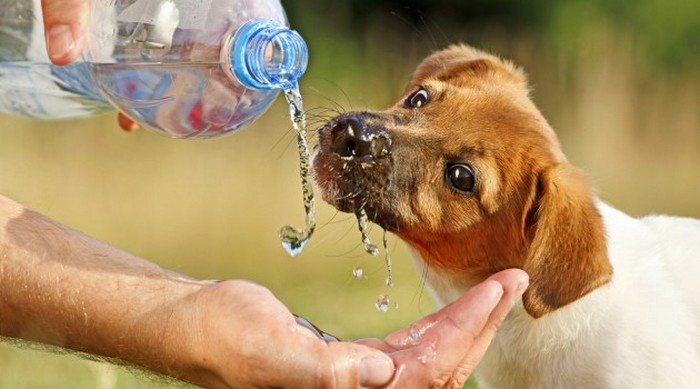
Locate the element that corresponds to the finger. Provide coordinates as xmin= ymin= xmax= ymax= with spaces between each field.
xmin=386 ymin=279 xmax=504 ymax=388
xmin=327 ymin=341 xmax=396 ymax=388
xmin=449 ymin=269 xmax=530 ymax=385
xmin=385 ymin=269 xmax=529 ymax=388
xmin=385 ymin=269 xmax=528 ymax=350
xmin=42 ymin=0 xmax=89 ymax=64
xmin=118 ymin=113 xmax=139 ymax=132
xmin=269 ymin=338 xmax=395 ymax=389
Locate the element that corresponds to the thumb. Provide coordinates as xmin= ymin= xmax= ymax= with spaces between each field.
xmin=274 ymin=339 xmax=395 ymax=388
xmin=42 ymin=0 xmax=89 ymax=65
xmin=316 ymin=342 xmax=395 ymax=388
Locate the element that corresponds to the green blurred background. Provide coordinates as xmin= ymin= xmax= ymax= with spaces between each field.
xmin=1 ymin=0 xmax=698 ymax=387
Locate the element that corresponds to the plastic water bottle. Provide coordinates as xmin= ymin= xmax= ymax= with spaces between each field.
xmin=0 ymin=0 xmax=308 ymax=139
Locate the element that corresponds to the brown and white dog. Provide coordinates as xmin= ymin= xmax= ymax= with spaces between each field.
xmin=311 ymin=45 xmax=700 ymax=388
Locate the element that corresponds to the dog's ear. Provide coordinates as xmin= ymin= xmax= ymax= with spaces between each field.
xmin=408 ymin=44 xmax=527 ymax=91
xmin=521 ymin=164 xmax=612 ymax=318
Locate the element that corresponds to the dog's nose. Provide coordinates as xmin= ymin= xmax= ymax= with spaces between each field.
xmin=329 ymin=116 xmax=391 ymax=160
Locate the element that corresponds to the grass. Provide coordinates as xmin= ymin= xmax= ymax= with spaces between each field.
xmin=0 ymin=18 xmax=698 ymax=388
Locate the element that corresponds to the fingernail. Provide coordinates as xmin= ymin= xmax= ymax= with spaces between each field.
xmin=516 ymin=279 xmax=530 ymax=295
xmin=515 ymin=273 xmax=530 ymax=295
xmin=47 ymin=24 xmax=75 ymax=62
xmin=359 ymin=354 xmax=395 ymax=387
xmin=511 ymin=277 xmax=530 ymax=306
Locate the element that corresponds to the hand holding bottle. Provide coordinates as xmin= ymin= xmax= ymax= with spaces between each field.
xmin=12 ymin=0 xmax=305 ymax=137
xmin=41 ymin=0 xmax=88 ymax=65
xmin=40 ymin=0 xmax=134 ymax=130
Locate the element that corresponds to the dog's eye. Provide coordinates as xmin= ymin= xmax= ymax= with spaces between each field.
xmin=446 ymin=163 xmax=475 ymax=194
xmin=406 ymin=88 xmax=429 ymax=109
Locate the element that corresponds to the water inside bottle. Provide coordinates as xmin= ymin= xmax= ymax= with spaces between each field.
xmin=279 ymin=83 xmax=316 ymax=255
xmin=90 ymin=62 xmax=277 ymax=138
xmin=0 ymin=61 xmax=111 ymax=119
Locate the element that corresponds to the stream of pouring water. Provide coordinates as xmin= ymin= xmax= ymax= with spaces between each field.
xmin=278 ymin=85 xmax=395 ymax=311
xmin=356 ymin=209 xmax=396 ymax=311
xmin=382 ymin=229 xmax=394 ymax=288
xmin=355 ymin=208 xmax=379 ymax=256
xmin=279 ymin=85 xmax=316 ymax=256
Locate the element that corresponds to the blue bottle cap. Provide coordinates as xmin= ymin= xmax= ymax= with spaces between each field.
xmin=230 ymin=20 xmax=308 ymax=90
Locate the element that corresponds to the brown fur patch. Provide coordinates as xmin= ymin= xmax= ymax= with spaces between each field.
xmin=521 ymin=165 xmax=613 ymax=317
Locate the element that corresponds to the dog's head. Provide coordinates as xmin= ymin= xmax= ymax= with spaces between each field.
xmin=312 ymin=45 xmax=612 ymax=318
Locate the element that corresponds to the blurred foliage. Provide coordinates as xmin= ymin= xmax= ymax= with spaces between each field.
xmin=286 ymin=0 xmax=700 ymax=71
xmin=0 ymin=0 xmax=698 ymax=387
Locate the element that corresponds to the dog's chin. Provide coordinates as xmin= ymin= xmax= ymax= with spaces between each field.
xmin=311 ymin=148 xmax=401 ymax=231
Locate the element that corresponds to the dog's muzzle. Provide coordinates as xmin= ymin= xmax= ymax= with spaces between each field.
xmin=327 ymin=116 xmax=392 ymax=163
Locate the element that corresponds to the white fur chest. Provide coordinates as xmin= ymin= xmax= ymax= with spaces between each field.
xmin=413 ymin=203 xmax=700 ymax=388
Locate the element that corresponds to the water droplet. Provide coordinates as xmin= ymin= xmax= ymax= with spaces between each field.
xmin=375 ymin=294 xmax=390 ymax=312
xmin=417 ymin=343 xmax=438 ymax=364
xmin=279 ymin=85 xmax=316 ymax=256
xmin=280 ymin=228 xmax=310 ymax=256
xmin=352 ymin=266 xmax=364 ymax=279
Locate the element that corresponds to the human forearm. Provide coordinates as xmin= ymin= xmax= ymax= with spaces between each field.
xmin=0 ymin=194 xmax=395 ymax=388
xmin=0 ymin=194 xmax=207 ymax=382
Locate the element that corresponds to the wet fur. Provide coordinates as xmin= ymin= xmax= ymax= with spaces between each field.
xmin=312 ymin=45 xmax=700 ymax=388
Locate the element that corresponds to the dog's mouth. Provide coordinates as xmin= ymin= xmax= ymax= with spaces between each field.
xmin=312 ymin=113 xmax=401 ymax=231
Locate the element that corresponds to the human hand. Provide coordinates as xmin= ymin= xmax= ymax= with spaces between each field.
xmin=176 ymin=270 xmax=527 ymax=389
xmin=41 ymin=0 xmax=88 ymax=65
xmin=177 ymin=280 xmax=396 ymax=388
xmin=357 ymin=269 xmax=528 ymax=388
xmin=0 ymin=195 xmax=387 ymax=387
xmin=41 ymin=0 xmax=138 ymax=131
xmin=0 ymin=192 xmax=526 ymax=388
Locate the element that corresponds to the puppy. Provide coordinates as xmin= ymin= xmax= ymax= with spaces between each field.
xmin=311 ymin=45 xmax=700 ymax=388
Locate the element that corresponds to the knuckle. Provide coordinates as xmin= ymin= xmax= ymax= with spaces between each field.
xmin=430 ymin=373 xmax=469 ymax=389
xmin=313 ymin=356 xmax=328 ymax=388
xmin=313 ymin=352 xmax=339 ymax=389
xmin=442 ymin=376 xmax=468 ymax=389
xmin=449 ymin=366 xmax=474 ymax=388
xmin=484 ymin=319 xmax=503 ymax=337
xmin=429 ymin=376 xmax=450 ymax=389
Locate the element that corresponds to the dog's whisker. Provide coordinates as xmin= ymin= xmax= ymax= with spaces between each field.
xmin=418 ymin=13 xmax=451 ymax=52
xmin=310 ymin=81 xmax=353 ymax=113
xmin=321 ymin=97 xmax=348 ymax=115
xmin=389 ymin=10 xmax=423 ymax=40
xmin=318 ymin=210 xmax=354 ymax=227
xmin=305 ymin=106 xmax=342 ymax=115
xmin=303 ymin=80 xmax=351 ymax=110
xmin=307 ymin=81 xmax=352 ymax=113
xmin=334 ymin=191 xmax=355 ymax=201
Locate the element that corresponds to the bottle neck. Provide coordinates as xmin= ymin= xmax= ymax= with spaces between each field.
xmin=225 ymin=20 xmax=308 ymax=91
